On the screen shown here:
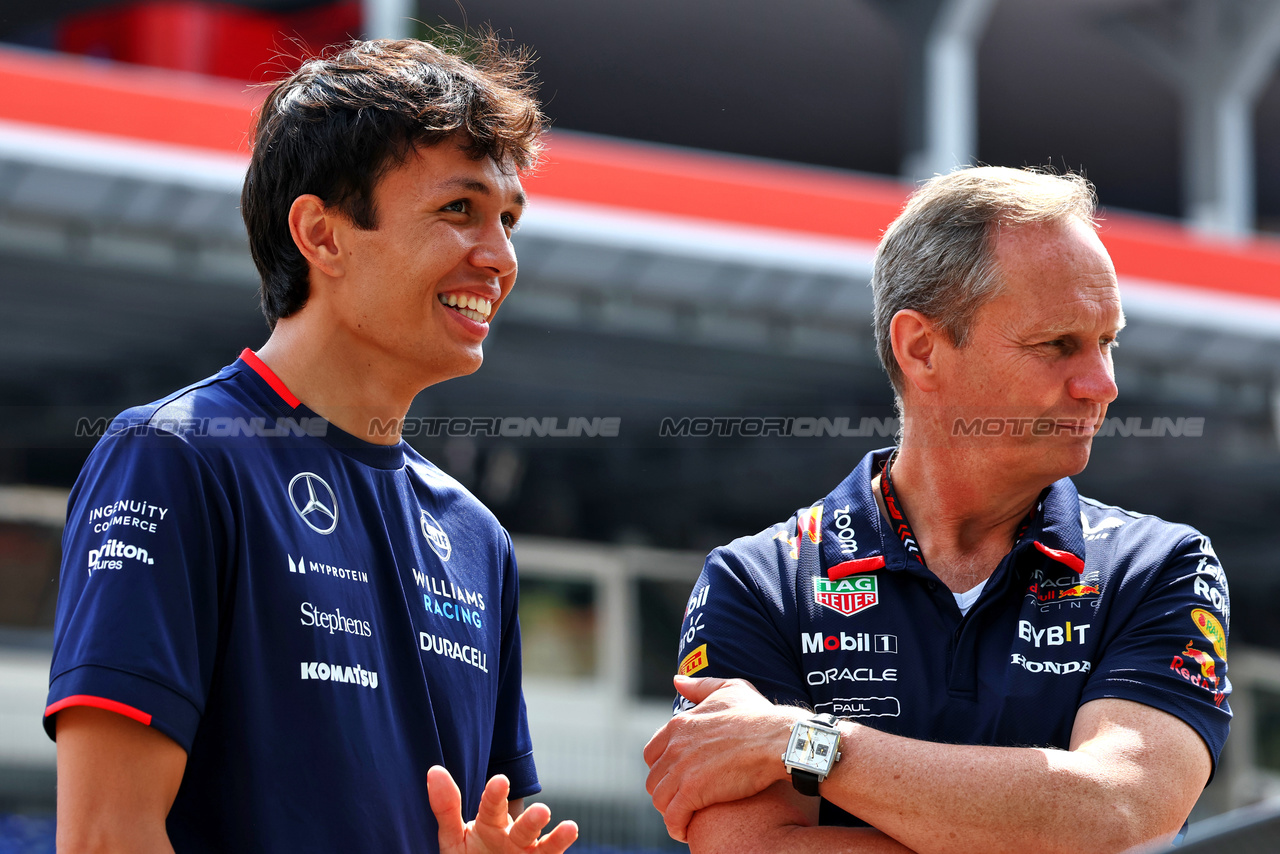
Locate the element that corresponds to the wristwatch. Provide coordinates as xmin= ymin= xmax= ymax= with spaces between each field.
xmin=782 ymin=713 xmax=842 ymax=796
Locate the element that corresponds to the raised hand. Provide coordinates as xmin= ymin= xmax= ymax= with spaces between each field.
xmin=428 ymin=766 xmax=579 ymax=854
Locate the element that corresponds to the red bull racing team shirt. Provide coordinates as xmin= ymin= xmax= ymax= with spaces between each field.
xmin=674 ymin=447 xmax=1231 ymax=828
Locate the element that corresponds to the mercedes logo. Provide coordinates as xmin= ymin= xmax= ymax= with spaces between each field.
xmin=420 ymin=510 xmax=451 ymax=562
xmin=288 ymin=472 xmax=339 ymax=535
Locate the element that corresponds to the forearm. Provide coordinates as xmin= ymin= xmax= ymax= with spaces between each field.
xmin=55 ymin=707 xmax=185 ymax=854
xmin=818 ymin=716 xmax=1194 ymax=854
xmin=693 ymin=821 xmax=915 ymax=854
xmin=687 ymin=784 xmax=917 ymax=854
xmin=56 ymin=818 xmax=176 ymax=854
xmin=648 ymin=683 xmax=1206 ymax=852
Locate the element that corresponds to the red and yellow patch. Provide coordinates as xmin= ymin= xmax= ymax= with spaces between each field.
xmin=1192 ymin=609 xmax=1227 ymax=661
xmin=678 ymin=643 xmax=709 ymax=676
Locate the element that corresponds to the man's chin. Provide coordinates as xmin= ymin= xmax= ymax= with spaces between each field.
xmin=1044 ymin=437 xmax=1094 ymax=479
xmin=416 ymin=350 xmax=484 ymax=390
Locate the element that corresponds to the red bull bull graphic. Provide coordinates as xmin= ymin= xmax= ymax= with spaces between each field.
xmin=1192 ymin=609 xmax=1227 ymax=661
xmin=774 ymin=504 xmax=822 ymax=560
xmin=1026 ymin=571 xmax=1102 ymax=611
xmin=1170 ymin=641 xmax=1226 ymax=706
xmin=1060 ymin=583 xmax=1101 ymax=598
xmin=814 ymin=575 xmax=879 ymax=617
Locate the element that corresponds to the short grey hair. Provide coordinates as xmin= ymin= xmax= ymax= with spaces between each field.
xmin=871 ymin=166 xmax=1097 ymax=398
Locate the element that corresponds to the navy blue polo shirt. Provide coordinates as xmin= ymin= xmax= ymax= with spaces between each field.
xmin=674 ymin=448 xmax=1231 ymax=827
xmin=46 ymin=351 xmax=539 ymax=852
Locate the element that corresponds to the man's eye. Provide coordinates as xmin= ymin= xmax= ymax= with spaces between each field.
xmin=443 ymin=200 xmax=468 ymax=214
xmin=502 ymin=212 xmax=520 ymax=231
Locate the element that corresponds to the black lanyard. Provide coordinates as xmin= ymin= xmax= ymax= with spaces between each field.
xmin=879 ymin=451 xmax=1037 ymax=571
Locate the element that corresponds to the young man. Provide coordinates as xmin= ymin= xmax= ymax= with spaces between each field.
xmin=46 ymin=37 xmax=576 ymax=854
xmin=644 ymin=167 xmax=1231 ymax=853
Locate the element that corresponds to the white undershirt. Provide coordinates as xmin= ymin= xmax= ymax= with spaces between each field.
xmin=953 ymin=578 xmax=989 ymax=616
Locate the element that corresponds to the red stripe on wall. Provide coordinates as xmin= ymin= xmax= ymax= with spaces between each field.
xmin=2 ymin=46 xmax=1279 ymax=305
xmin=521 ymin=133 xmax=910 ymax=245
xmin=0 ymin=46 xmax=261 ymax=153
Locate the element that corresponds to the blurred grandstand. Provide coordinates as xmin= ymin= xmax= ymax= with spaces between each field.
xmin=2 ymin=0 xmax=1280 ymax=850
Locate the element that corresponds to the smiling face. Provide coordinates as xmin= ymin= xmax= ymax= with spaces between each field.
xmin=930 ymin=216 xmax=1124 ymax=481
xmin=331 ymin=139 xmax=526 ymax=390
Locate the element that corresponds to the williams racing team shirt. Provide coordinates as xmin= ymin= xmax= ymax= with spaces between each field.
xmin=674 ymin=448 xmax=1231 ymax=827
xmin=45 ymin=350 xmax=539 ymax=853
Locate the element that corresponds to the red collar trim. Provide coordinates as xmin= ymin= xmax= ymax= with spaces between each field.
xmin=239 ymin=348 xmax=301 ymax=409
xmin=1033 ymin=540 xmax=1085 ymax=574
xmin=829 ymin=555 xmax=886 ymax=580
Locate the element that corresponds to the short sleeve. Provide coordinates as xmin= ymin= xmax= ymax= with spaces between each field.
xmin=673 ymin=542 xmax=808 ymax=712
xmin=1081 ymin=532 xmax=1231 ymax=773
xmin=44 ymin=426 xmax=229 ymax=753
xmin=487 ymin=529 xmax=539 ymax=800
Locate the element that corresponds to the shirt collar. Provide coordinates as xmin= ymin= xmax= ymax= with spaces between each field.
xmin=1022 ymin=476 xmax=1087 ymax=574
xmin=817 ymin=448 xmax=1087 ymax=578
xmin=818 ymin=447 xmax=894 ymax=576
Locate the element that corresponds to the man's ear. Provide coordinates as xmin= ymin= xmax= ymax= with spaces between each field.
xmin=288 ymin=194 xmax=344 ymax=279
xmin=890 ymin=309 xmax=942 ymax=394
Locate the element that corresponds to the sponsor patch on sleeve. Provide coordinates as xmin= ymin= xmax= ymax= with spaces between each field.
xmin=1192 ymin=609 xmax=1227 ymax=661
xmin=678 ymin=643 xmax=709 ymax=676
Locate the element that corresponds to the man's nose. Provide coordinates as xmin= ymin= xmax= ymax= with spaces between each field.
xmin=1069 ymin=347 xmax=1119 ymax=405
xmin=470 ymin=220 xmax=518 ymax=279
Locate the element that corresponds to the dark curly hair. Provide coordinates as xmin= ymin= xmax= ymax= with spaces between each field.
xmin=240 ymin=34 xmax=545 ymax=328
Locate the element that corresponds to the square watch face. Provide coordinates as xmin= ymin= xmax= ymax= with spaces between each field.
xmin=785 ymin=724 xmax=839 ymax=773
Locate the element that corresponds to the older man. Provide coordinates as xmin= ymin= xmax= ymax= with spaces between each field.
xmin=644 ymin=167 xmax=1230 ymax=853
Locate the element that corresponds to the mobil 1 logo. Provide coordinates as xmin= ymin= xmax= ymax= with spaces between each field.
xmin=802 ymin=631 xmax=898 ymax=654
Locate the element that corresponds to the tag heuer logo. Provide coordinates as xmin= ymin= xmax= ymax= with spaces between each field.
xmin=814 ymin=576 xmax=878 ymax=616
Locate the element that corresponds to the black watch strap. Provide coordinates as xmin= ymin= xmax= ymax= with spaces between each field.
xmin=788 ymin=714 xmax=839 ymax=796
xmin=790 ymin=767 xmax=822 ymax=796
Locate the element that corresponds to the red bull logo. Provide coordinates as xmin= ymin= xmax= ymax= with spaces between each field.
xmin=1170 ymin=641 xmax=1220 ymax=693
xmin=1181 ymin=642 xmax=1217 ymax=683
xmin=1027 ymin=582 xmax=1101 ymax=606
xmin=1060 ymin=583 xmax=1101 ymax=598
xmin=775 ymin=504 xmax=823 ymax=560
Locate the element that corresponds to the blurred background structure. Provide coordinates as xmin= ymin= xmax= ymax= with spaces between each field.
xmin=1 ymin=0 xmax=1280 ymax=850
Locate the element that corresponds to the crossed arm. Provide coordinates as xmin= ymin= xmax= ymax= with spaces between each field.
xmin=644 ymin=676 xmax=1211 ymax=854
xmin=56 ymin=706 xmax=577 ymax=854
